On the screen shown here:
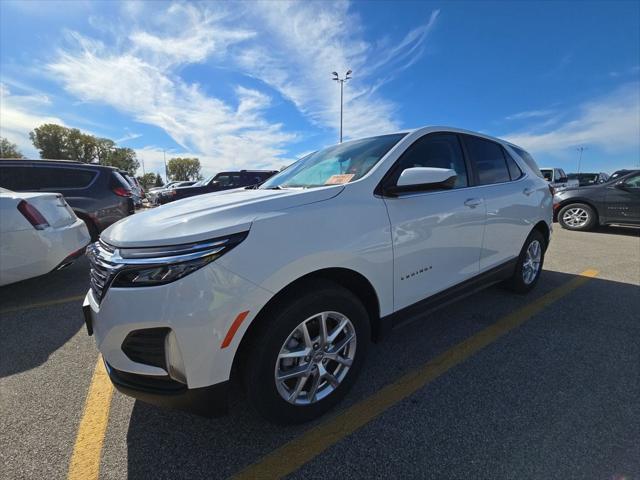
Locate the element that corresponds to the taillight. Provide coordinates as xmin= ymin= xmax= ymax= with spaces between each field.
xmin=113 ymin=187 xmax=132 ymax=197
xmin=17 ymin=200 xmax=50 ymax=230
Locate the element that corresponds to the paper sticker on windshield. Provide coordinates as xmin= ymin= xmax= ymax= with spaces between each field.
xmin=325 ymin=174 xmax=355 ymax=185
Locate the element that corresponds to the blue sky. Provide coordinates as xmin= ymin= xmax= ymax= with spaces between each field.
xmin=1 ymin=0 xmax=638 ymax=178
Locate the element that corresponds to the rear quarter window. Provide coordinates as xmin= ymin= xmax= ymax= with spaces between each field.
xmin=510 ymin=145 xmax=545 ymax=179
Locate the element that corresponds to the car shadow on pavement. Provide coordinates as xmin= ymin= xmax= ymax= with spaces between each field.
xmin=0 ymin=258 xmax=88 ymax=378
xmin=124 ymin=271 xmax=640 ymax=479
xmin=593 ymin=225 xmax=640 ymax=236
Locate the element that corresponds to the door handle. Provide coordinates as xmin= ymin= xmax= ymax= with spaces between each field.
xmin=464 ymin=198 xmax=483 ymax=208
xmin=523 ymin=187 xmax=535 ymax=196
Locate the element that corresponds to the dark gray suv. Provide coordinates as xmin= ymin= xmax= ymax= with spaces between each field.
xmin=0 ymin=159 xmax=134 ymax=239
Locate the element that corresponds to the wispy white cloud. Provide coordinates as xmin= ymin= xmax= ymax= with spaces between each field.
xmin=48 ymin=8 xmax=294 ymax=172
xmin=44 ymin=1 xmax=439 ymax=173
xmin=505 ymin=109 xmax=556 ymax=121
xmin=504 ymin=83 xmax=640 ymax=155
xmin=236 ymin=4 xmax=439 ymax=139
xmin=0 ymin=84 xmax=64 ymax=157
xmin=115 ymin=131 xmax=142 ymax=143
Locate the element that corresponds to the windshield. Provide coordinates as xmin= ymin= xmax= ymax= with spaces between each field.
xmin=260 ymin=133 xmax=406 ymax=189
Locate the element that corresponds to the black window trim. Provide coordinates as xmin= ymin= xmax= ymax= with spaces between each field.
xmin=1 ymin=163 xmax=100 ymax=191
xmin=459 ymin=133 xmax=524 ymax=187
xmin=375 ymin=132 xmax=475 ymax=197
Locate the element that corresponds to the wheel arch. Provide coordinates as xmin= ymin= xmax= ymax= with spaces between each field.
xmin=532 ymin=220 xmax=551 ymax=250
xmin=231 ymin=267 xmax=382 ymax=379
xmin=556 ymin=198 xmax=600 ymax=224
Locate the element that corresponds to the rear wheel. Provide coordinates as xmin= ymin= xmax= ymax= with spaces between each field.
xmin=503 ymin=230 xmax=546 ymax=294
xmin=243 ymin=281 xmax=370 ymax=424
xmin=558 ymin=203 xmax=597 ymax=231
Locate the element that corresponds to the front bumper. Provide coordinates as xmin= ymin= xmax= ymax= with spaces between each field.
xmin=84 ymin=260 xmax=272 ymax=408
xmin=105 ymin=361 xmax=229 ymax=417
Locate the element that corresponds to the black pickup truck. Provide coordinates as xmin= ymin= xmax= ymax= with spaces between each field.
xmin=159 ymin=170 xmax=278 ymax=204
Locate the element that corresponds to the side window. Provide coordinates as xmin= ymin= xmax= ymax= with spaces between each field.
xmin=390 ymin=133 xmax=468 ymax=188
xmin=32 ymin=167 xmax=96 ymax=189
xmin=510 ymin=146 xmax=545 ymax=179
xmin=623 ymin=174 xmax=640 ymax=189
xmin=464 ymin=135 xmax=510 ymax=185
xmin=502 ymin=148 xmax=523 ymax=180
xmin=0 ymin=165 xmax=30 ymax=190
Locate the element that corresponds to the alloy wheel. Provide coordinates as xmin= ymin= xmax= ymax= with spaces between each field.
xmin=274 ymin=311 xmax=357 ymax=405
xmin=522 ymin=239 xmax=542 ymax=285
xmin=562 ymin=207 xmax=589 ymax=228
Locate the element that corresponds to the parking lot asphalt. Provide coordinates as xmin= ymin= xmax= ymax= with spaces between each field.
xmin=1 ymin=226 xmax=639 ymax=480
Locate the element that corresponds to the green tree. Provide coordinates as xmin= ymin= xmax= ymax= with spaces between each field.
xmin=29 ymin=124 xmax=68 ymax=159
xmin=137 ymin=173 xmax=158 ymax=190
xmin=167 ymin=157 xmax=202 ymax=181
xmin=102 ymin=147 xmax=140 ymax=176
xmin=95 ymin=138 xmax=116 ymax=164
xmin=66 ymin=128 xmax=97 ymax=163
xmin=0 ymin=137 xmax=24 ymax=158
xmin=154 ymin=173 xmax=164 ymax=187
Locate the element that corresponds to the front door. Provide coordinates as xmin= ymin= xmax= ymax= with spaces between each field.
xmin=603 ymin=173 xmax=640 ymax=224
xmin=382 ymin=133 xmax=486 ymax=311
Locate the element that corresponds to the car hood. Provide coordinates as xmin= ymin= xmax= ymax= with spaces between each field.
xmin=101 ymin=185 xmax=344 ymax=247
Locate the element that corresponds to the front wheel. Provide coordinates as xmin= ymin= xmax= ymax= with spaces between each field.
xmin=243 ymin=281 xmax=370 ymax=424
xmin=558 ymin=203 xmax=597 ymax=231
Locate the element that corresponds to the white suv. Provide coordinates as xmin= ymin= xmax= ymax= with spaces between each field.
xmin=84 ymin=126 xmax=552 ymax=423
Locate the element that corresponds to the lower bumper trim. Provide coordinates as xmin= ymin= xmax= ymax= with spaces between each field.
xmin=105 ymin=362 xmax=229 ymax=417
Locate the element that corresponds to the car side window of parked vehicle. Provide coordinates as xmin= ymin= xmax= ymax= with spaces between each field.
xmin=623 ymin=174 xmax=640 ymax=188
xmin=502 ymin=148 xmax=524 ymax=180
xmin=387 ymin=133 xmax=469 ymax=189
xmin=214 ymin=174 xmax=242 ymax=187
xmin=0 ymin=165 xmax=30 ymax=190
xmin=0 ymin=165 xmax=96 ymax=190
xmin=31 ymin=167 xmax=96 ymax=190
xmin=463 ymin=135 xmax=511 ymax=185
xmin=510 ymin=146 xmax=544 ymax=179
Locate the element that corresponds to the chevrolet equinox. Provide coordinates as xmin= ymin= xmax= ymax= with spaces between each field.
xmin=84 ymin=126 xmax=552 ymax=424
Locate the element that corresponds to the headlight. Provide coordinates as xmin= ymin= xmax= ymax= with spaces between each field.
xmin=107 ymin=232 xmax=247 ymax=288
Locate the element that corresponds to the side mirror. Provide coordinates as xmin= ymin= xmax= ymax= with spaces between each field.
xmin=559 ymin=177 xmax=568 ymax=183
xmin=385 ymin=167 xmax=457 ymax=195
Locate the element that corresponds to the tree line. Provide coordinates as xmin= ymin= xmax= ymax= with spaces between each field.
xmin=1 ymin=124 xmax=203 ymax=189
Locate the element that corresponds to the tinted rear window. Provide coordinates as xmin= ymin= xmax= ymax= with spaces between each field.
xmin=464 ymin=136 xmax=511 ymax=185
xmin=0 ymin=164 xmax=96 ymax=190
xmin=510 ymin=145 xmax=544 ymax=178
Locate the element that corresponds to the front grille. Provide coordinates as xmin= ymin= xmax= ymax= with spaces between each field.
xmin=86 ymin=240 xmax=121 ymax=302
xmin=121 ymin=328 xmax=170 ymax=370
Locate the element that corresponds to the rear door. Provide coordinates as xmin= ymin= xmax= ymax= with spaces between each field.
xmin=382 ymin=132 xmax=486 ymax=310
xmin=603 ymin=173 xmax=640 ymax=224
xmin=461 ymin=134 xmax=539 ymax=271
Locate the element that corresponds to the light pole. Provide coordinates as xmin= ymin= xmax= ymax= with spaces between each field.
xmin=576 ymin=146 xmax=587 ymax=173
xmin=332 ymin=70 xmax=352 ymax=143
xmin=163 ymin=149 xmax=168 ymax=182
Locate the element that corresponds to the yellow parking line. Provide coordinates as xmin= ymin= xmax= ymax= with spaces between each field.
xmin=0 ymin=294 xmax=85 ymax=315
xmin=67 ymin=357 xmax=114 ymax=480
xmin=233 ymin=269 xmax=599 ymax=480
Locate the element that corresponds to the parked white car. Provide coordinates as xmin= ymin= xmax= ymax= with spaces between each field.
xmin=0 ymin=188 xmax=90 ymax=286
xmin=84 ymin=126 xmax=552 ymax=423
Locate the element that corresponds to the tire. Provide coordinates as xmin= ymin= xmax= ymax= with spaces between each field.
xmin=503 ymin=229 xmax=546 ymax=294
xmin=243 ymin=280 xmax=370 ymax=424
xmin=558 ymin=203 xmax=597 ymax=231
